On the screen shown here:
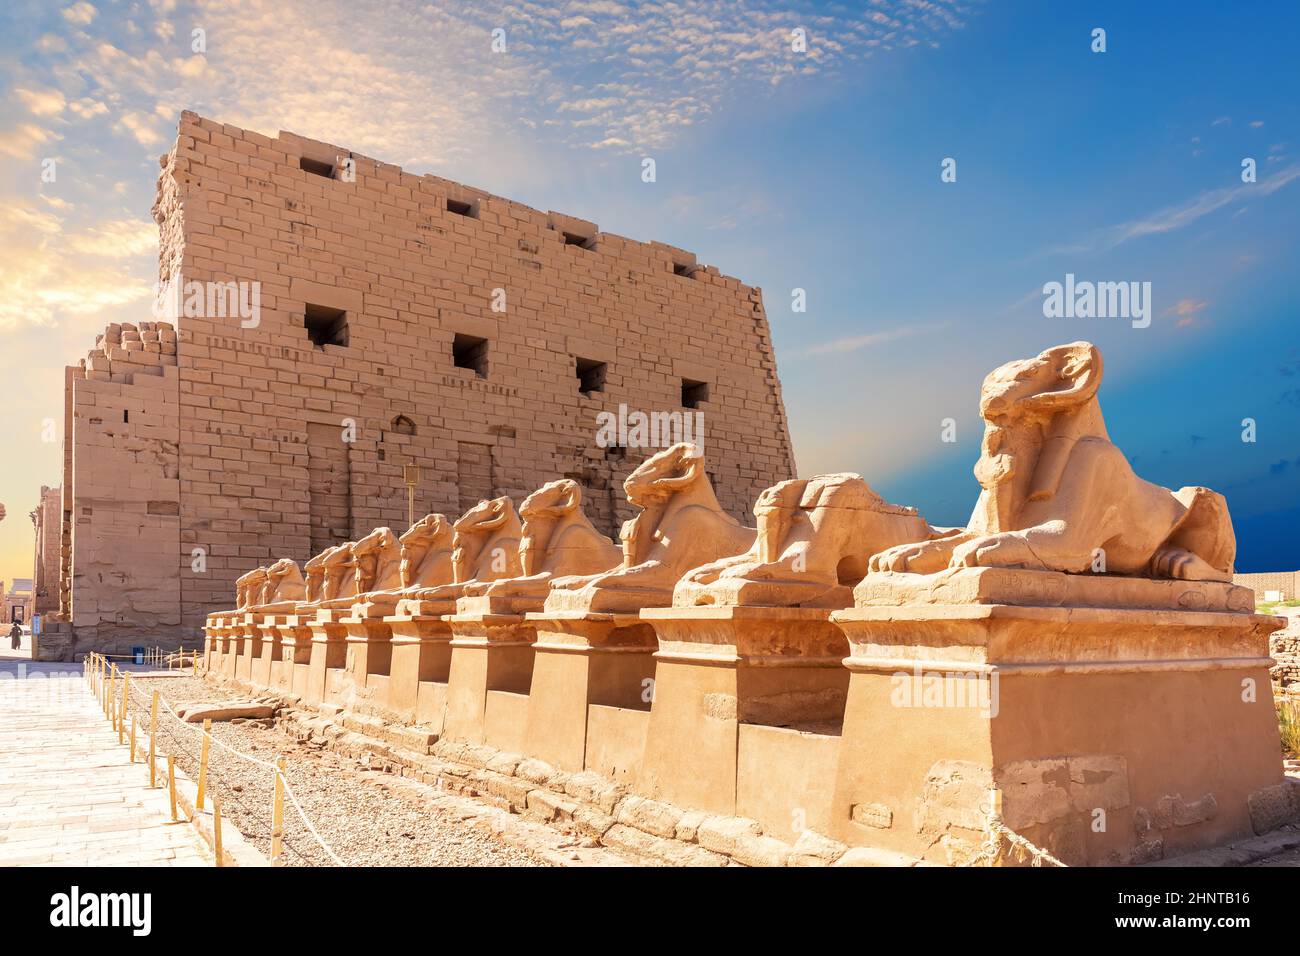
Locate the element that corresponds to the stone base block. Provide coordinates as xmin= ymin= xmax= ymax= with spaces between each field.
xmin=385 ymin=603 xmax=454 ymax=726
xmin=830 ymin=568 xmax=1288 ymax=866
xmin=442 ymin=614 xmax=537 ymax=745
xmin=637 ymin=606 xmax=849 ymax=817
xmin=522 ymin=612 xmax=658 ymax=772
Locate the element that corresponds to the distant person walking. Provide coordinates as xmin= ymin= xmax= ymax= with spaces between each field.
xmin=9 ymin=622 xmax=21 ymax=650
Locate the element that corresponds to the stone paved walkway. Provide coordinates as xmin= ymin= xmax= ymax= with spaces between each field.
xmin=0 ymin=662 xmax=211 ymax=866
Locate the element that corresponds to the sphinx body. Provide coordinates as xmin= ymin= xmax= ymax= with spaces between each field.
xmin=320 ymin=542 xmax=359 ymax=603
xmin=398 ymin=513 xmax=456 ymax=590
xmin=400 ymin=496 xmax=524 ymax=609
xmin=255 ymin=557 xmax=306 ymax=609
xmin=675 ymin=473 xmax=949 ymax=608
xmin=336 ymin=515 xmax=458 ymax=618
xmin=459 ymin=479 xmax=622 ymax=609
xmin=235 ymin=566 xmax=269 ymax=609
xmin=547 ymin=443 xmax=756 ymax=613
xmin=868 ymin=341 xmax=1235 ymax=582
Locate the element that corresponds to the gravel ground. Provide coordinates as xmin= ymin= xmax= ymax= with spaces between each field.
xmin=130 ymin=675 xmax=550 ymax=867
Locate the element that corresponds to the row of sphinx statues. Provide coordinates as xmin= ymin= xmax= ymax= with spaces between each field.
xmin=218 ymin=341 xmax=1238 ymax=623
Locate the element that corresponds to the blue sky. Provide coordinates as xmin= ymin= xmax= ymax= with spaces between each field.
xmin=0 ymin=0 xmax=1297 ymax=581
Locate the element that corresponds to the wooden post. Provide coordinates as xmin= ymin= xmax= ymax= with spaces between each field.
xmin=149 ymin=690 xmax=159 ymax=788
xmin=197 ymin=719 xmax=211 ymax=810
xmin=119 ymin=672 xmax=129 ymax=743
xmin=107 ymin=665 xmax=116 ymax=723
xmin=213 ymin=796 xmax=224 ymax=867
xmin=129 ymin=715 xmax=137 ymax=763
xmin=167 ymin=754 xmax=178 ymax=821
xmin=271 ymin=756 xmax=286 ymax=864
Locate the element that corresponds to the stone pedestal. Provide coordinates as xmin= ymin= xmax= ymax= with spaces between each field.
xmin=340 ymin=601 xmax=398 ymax=688
xmin=829 ymin=568 xmax=1290 ymax=866
xmin=521 ymin=611 xmax=658 ymax=772
xmin=203 ymin=620 xmax=224 ymax=672
xmin=204 ymin=624 xmax=225 ymax=673
xmin=236 ymin=615 xmax=269 ymax=684
xmin=250 ymin=618 xmax=280 ymax=689
xmin=443 ymin=599 xmax=538 ymax=749
xmin=276 ymin=614 xmax=314 ymax=698
xmin=306 ymin=609 xmax=350 ymax=707
xmin=637 ymin=606 xmax=849 ymax=816
xmin=223 ymin=613 xmax=251 ymax=678
xmin=385 ymin=600 xmax=454 ymax=727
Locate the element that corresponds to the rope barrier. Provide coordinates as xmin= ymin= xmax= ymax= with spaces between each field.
xmin=148 ymin=687 xmax=348 ymax=866
xmin=135 ymin=689 xmax=317 ymax=867
xmin=89 ymin=652 xmax=346 ymax=867
xmin=970 ymin=788 xmax=1068 ymax=868
xmin=86 ymin=653 xmax=1073 ymax=869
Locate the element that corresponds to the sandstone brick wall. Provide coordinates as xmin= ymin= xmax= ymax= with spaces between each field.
xmin=1234 ymin=571 xmax=1299 ymax=602
xmin=29 ymin=485 xmax=61 ymax=617
xmin=62 ymin=321 xmax=181 ymax=650
xmin=56 ymin=111 xmax=796 ymax=650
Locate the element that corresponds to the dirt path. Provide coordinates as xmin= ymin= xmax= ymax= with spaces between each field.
xmin=133 ymin=675 xmax=578 ymax=866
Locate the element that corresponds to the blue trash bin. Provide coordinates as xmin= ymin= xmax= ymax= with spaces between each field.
xmin=132 ymin=645 xmax=145 ymax=665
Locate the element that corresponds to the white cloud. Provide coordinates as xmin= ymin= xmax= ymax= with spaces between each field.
xmin=1045 ymin=166 xmax=1300 ymax=256
xmin=117 ymin=111 xmax=166 ymax=146
xmin=0 ymin=123 xmax=59 ymax=160
xmin=10 ymin=0 xmax=975 ymax=171
xmin=801 ymin=323 xmax=938 ymax=358
xmin=0 ymin=199 xmax=155 ymax=329
xmin=67 ymin=218 xmax=158 ymax=257
xmin=1105 ymin=166 xmax=1300 ymax=247
xmin=61 ymin=2 xmax=98 ymax=26
xmin=15 ymin=87 xmax=68 ymax=117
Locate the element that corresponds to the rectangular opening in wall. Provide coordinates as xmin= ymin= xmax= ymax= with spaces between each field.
xmin=299 ymin=157 xmax=334 ymax=178
xmin=304 ymin=304 xmax=349 ymax=348
xmin=673 ymin=263 xmax=696 ymax=278
xmin=563 ymin=232 xmax=597 ymax=250
xmin=452 ymin=333 xmax=489 ymax=378
xmin=447 ymin=197 xmax=479 ymax=219
xmin=682 ymin=378 xmax=709 ymax=408
xmin=576 ymin=357 xmax=607 ymax=395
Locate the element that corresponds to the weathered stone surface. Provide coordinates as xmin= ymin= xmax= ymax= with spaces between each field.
xmin=833 ymin=846 xmax=925 ymax=867
xmin=696 ymin=816 xmax=789 ymax=867
xmin=788 ymin=830 xmax=847 ymax=867
xmin=525 ymin=789 xmax=579 ymax=823
xmin=616 ymin=795 xmax=685 ymax=839
xmin=573 ymin=806 xmax=617 ymax=839
xmin=1153 ymin=793 xmax=1218 ymax=829
xmin=468 ymin=770 xmax=533 ymax=809
xmin=914 ymin=760 xmax=992 ymax=840
xmin=996 ymin=754 xmax=1129 ymax=830
xmin=515 ymin=757 xmax=564 ymax=789
xmin=601 ymin=824 xmax=729 ymax=867
xmin=179 ymin=701 xmax=275 ymax=723
xmin=1248 ymin=781 xmax=1300 ymax=835
xmin=486 ymin=752 xmax=523 ymax=777
xmin=674 ymin=810 xmax=707 ymax=843
xmin=563 ymin=771 xmax=626 ymax=815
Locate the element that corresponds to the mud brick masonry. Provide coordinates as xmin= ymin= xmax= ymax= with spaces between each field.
xmin=40 ymin=111 xmax=794 ymax=660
